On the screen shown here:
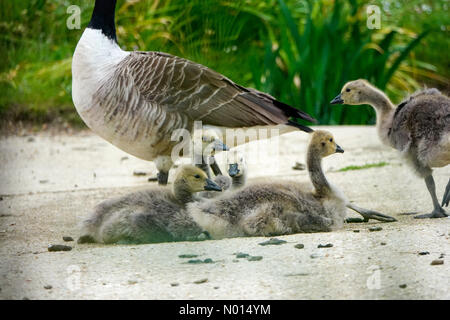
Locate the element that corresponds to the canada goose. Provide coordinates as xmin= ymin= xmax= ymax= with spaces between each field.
xmin=188 ymin=130 xmax=395 ymax=239
xmin=331 ymin=80 xmax=450 ymax=218
xmin=72 ymin=0 xmax=315 ymax=186
xmin=77 ymin=165 xmax=221 ymax=244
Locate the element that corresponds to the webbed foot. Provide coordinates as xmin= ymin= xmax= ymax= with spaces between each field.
xmin=414 ymin=207 xmax=448 ymax=219
xmin=347 ymin=203 xmax=397 ymax=222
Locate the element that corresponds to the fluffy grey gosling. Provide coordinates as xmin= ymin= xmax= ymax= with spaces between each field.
xmin=78 ymin=165 xmax=221 ymax=244
xmin=332 ymin=79 xmax=450 ymax=218
xmin=188 ymin=130 xmax=395 ymax=240
xmin=72 ymin=0 xmax=315 ymax=186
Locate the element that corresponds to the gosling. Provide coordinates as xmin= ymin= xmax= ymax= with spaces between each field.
xmin=331 ymin=80 xmax=450 ymax=218
xmin=78 ymin=165 xmax=222 ymax=244
xmin=188 ymin=130 xmax=394 ymax=240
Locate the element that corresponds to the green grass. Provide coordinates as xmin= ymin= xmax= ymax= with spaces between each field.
xmin=338 ymin=161 xmax=389 ymax=172
xmin=0 ymin=0 xmax=448 ymax=126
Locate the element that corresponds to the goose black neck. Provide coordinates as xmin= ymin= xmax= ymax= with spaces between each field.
xmin=88 ymin=0 xmax=117 ymax=42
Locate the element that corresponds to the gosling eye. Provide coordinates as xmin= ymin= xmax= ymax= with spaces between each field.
xmin=329 ymin=138 xmax=333 ymax=142
xmin=194 ymin=174 xmax=201 ymax=179
xmin=346 ymin=88 xmax=351 ymax=92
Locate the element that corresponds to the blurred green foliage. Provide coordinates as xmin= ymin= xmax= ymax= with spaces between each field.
xmin=0 ymin=0 xmax=448 ymax=126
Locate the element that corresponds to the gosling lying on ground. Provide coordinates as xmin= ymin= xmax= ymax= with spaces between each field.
xmin=188 ymin=130 xmax=395 ymax=240
xmin=78 ymin=165 xmax=222 ymax=244
xmin=331 ymin=80 xmax=450 ymax=218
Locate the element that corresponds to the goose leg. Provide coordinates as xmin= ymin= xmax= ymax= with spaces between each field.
xmin=155 ymin=156 xmax=173 ymax=185
xmin=441 ymin=178 xmax=450 ymax=207
xmin=415 ymin=175 xmax=448 ymax=219
xmin=346 ymin=203 xmax=397 ymax=222
xmin=209 ymin=156 xmax=223 ymax=176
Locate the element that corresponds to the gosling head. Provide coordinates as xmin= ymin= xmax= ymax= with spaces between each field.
xmin=227 ymin=151 xmax=246 ymax=177
xmin=310 ymin=130 xmax=344 ymax=158
xmin=174 ymin=165 xmax=222 ymax=193
xmin=202 ymin=128 xmax=229 ymax=155
xmin=330 ymin=79 xmax=374 ymax=105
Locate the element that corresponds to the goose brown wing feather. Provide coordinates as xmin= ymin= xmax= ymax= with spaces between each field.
xmin=120 ymin=51 xmax=314 ymax=128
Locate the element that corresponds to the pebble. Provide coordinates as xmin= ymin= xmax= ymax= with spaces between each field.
xmin=318 ymin=243 xmax=333 ymax=248
xmin=430 ymin=259 xmax=444 ymax=266
xmin=235 ymin=252 xmax=249 ymax=259
xmin=62 ymin=236 xmax=74 ymax=242
xmin=128 ymin=280 xmax=138 ymax=285
xmin=258 ymin=238 xmax=287 ymax=246
xmin=44 ymin=285 xmax=52 ymax=290
xmin=194 ymin=278 xmax=208 ymax=284
xmin=187 ymin=258 xmax=213 ymax=264
xmin=294 ymin=244 xmax=304 ymax=249
xmin=380 ymin=242 xmax=387 ymax=246
xmin=0 ymin=196 xmax=3 ymax=201
xmin=353 ymin=230 xmax=360 ymax=233
xmin=48 ymin=244 xmax=72 ymax=252
xmin=399 ymin=284 xmax=407 ymax=289
xmin=178 ymin=254 xmax=198 ymax=258
xmin=418 ymin=251 xmax=430 ymax=256
xmin=310 ymin=253 xmax=321 ymax=259
xmin=170 ymin=282 xmax=179 ymax=287
xmin=187 ymin=259 xmax=203 ymax=264
xmin=369 ymin=226 xmax=383 ymax=232
xmin=133 ymin=171 xmax=147 ymax=176
xmin=292 ymin=162 xmax=306 ymax=170
xmin=247 ymin=256 xmax=263 ymax=261
xmin=148 ymin=177 xmax=158 ymax=182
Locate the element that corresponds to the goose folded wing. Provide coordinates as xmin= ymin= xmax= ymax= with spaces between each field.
xmin=125 ymin=51 xmax=315 ymax=128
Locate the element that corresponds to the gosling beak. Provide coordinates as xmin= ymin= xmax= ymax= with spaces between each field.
xmin=228 ymin=163 xmax=240 ymax=177
xmin=330 ymin=94 xmax=344 ymax=105
xmin=335 ymin=145 xmax=344 ymax=153
xmin=204 ymin=178 xmax=222 ymax=192
xmin=214 ymin=141 xmax=229 ymax=152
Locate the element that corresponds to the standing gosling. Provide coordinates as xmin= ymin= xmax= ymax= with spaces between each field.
xmin=331 ymin=80 xmax=450 ymax=218
xmin=78 ymin=165 xmax=222 ymax=244
xmin=188 ymin=130 xmax=393 ymax=240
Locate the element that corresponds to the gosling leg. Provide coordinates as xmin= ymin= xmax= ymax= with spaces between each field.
xmin=441 ymin=178 xmax=450 ymax=207
xmin=415 ymin=175 xmax=448 ymax=219
xmin=346 ymin=203 xmax=397 ymax=222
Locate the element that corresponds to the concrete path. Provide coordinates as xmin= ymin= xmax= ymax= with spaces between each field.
xmin=0 ymin=126 xmax=449 ymax=299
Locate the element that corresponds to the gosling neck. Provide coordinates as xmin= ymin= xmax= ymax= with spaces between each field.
xmin=172 ymin=183 xmax=194 ymax=205
xmin=88 ymin=0 xmax=117 ymax=42
xmin=307 ymin=148 xmax=331 ymax=198
xmin=231 ymin=172 xmax=247 ymax=190
xmin=365 ymin=86 xmax=395 ymax=146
